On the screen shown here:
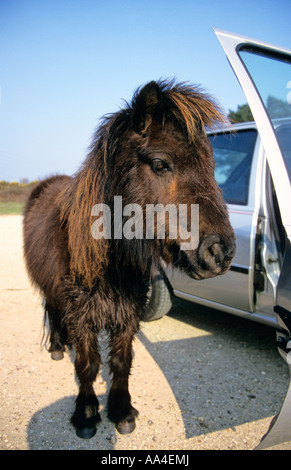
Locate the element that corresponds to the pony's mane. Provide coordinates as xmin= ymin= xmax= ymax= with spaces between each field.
xmin=58 ymin=80 xmax=226 ymax=288
xmin=131 ymin=79 xmax=226 ymax=141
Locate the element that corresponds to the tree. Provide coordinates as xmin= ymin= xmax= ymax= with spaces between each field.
xmin=228 ymin=96 xmax=291 ymax=124
xmin=266 ymin=95 xmax=291 ymax=119
xmin=228 ymin=103 xmax=254 ymax=123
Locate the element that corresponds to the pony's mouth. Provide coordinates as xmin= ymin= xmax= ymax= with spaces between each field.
xmin=178 ymin=250 xmax=233 ymax=280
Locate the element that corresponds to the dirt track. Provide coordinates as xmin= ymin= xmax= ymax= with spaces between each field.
xmin=0 ymin=215 xmax=290 ymax=451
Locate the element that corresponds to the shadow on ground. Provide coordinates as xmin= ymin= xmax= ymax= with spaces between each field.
xmin=138 ymin=298 xmax=290 ymax=439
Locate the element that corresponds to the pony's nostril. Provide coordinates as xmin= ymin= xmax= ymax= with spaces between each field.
xmin=208 ymin=243 xmax=224 ymax=266
xmin=208 ymin=245 xmax=217 ymax=257
xmin=224 ymin=243 xmax=236 ymax=262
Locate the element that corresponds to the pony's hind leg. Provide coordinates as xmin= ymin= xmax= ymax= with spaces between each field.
xmin=71 ymin=329 xmax=101 ymax=439
xmin=107 ymin=329 xmax=138 ymax=434
xmin=45 ymin=301 xmax=68 ymax=360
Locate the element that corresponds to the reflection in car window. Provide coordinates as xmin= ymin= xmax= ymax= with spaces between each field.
xmin=208 ymin=130 xmax=257 ymax=205
xmin=239 ymin=47 xmax=291 ymax=183
xmin=275 ymin=121 xmax=291 ymax=181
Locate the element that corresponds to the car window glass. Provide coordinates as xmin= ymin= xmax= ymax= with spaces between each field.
xmin=239 ymin=47 xmax=291 ymax=183
xmin=208 ymin=129 xmax=257 ymax=205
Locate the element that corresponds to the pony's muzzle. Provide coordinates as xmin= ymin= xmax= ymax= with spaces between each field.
xmin=182 ymin=234 xmax=235 ymax=279
xmin=194 ymin=234 xmax=236 ymax=279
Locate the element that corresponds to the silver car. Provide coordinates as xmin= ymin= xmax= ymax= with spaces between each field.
xmin=144 ymin=31 xmax=291 ymax=329
xmin=143 ymin=29 xmax=291 ymax=449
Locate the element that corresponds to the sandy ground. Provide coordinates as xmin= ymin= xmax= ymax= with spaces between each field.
xmin=1 ymin=215 xmax=291 ymax=451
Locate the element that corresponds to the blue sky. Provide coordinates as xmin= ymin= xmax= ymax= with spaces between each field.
xmin=1 ymin=0 xmax=290 ymax=182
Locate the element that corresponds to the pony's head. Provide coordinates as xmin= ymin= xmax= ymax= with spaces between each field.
xmin=64 ymin=80 xmax=236 ymax=287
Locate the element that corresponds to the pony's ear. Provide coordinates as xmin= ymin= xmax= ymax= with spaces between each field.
xmin=131 ymin=81 xmax=161 ymax=135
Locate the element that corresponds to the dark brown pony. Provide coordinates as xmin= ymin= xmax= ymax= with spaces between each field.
xmin=23 ymin=80 xmax=235 ymax=439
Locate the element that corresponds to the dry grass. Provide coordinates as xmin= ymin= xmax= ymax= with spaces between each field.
xmin=0 ymin=181 xmax=38 ymax=214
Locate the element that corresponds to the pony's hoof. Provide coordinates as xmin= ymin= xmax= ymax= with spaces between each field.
xmin=51 ymin=350 xmax=64 ymax=361
xmin=75 ymin=426 xmax=97 ymax=439
xmin=115 ymin=418 xmax=136 ymax=435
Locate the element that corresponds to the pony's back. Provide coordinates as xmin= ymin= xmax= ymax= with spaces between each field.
xmin=23 ymin=175 xmax=71 ymax=303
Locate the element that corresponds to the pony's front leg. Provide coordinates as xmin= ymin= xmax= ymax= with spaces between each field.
xmin=71 ymin=330 xmax=101 ymax=439
xmin=107 ymin=329 xmax=138 ymax=434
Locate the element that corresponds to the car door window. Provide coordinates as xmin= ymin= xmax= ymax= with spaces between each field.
xmin=239 ymin=47 xmax=291 ymax=183
xmin=208 ymin=129 xmax=257 ymax=205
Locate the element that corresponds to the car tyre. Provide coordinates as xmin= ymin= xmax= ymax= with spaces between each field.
xmin=142 ymin=270 xmax=173 ymax=321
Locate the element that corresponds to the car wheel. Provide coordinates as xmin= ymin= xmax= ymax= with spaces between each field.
xmin=142 ymin=270 xmax=173 ymax=321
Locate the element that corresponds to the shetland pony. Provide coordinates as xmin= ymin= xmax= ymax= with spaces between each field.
xmin=23 ymin=80 xmax=235 ymax=438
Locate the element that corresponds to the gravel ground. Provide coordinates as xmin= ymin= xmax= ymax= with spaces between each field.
xmin=1 ymin=215 xmax=291 ymax=451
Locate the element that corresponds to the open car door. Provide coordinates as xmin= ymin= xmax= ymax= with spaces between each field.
xmin=215 ymin=29 xmax=291 ymax=449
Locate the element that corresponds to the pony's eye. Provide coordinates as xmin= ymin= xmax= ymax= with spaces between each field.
xmin=151 ymin=159 xmax=171 ymax=175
